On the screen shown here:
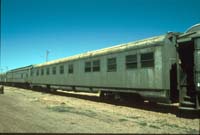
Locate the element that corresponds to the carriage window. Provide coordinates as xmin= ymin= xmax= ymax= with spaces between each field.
xmin=31 ymin=70 xmax=34 ymax=76
xmin=60 ymin=65 xmax=64 ymax=74
xmin=46 ymin=68 xmax=50 ymax=75
xmin=37 ymin=69 xmax=39 ymax=76
xmin=52 ymin=67 xmax=56 ymax=75
xmin=141 ymin=52 xmax=154 ymax=67
xmin=107 ymin=58 xmax=117 ymax=72
xmin=126 ymin=54 xmax=137 ymax=69
xmin=21 ymin=74 xmax=23 ymax=78
xmin=41 ymin=69 xmax=44 ymax=75
xmin=93 ymin=60 xmax=100 ymax=72
xmin=68 ymin=64 xmax=73 ymax=74
xmin=85 ymin=62 xmax=91 ymax=72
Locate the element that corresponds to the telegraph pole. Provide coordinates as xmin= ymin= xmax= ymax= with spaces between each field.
xmin=46 ymin=50 xmax=50 ymax=62
xmin=0 ymin=25 xmax=1 ymax=73
xmin=0 ymin=43 xmax=1 ymax=73
xmin=0 ymin=0 xmax=1 ymax=73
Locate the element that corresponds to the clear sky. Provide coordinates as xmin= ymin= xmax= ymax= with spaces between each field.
xmin=1 ymin=0 xmax=200 ymax=71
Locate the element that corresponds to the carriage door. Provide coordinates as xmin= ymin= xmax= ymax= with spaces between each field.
xmin=194 ymin=38 xmax=200 ymax=109
xmin=177 ymin=35 xmax=200 ymax=110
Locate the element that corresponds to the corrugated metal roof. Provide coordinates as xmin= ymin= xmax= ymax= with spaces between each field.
xmin=35 ymin=34 xmax=167 ymax=68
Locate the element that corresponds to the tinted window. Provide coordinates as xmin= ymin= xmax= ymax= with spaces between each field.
xmin=93 ymin=60 xmax=100 ymax=72
xmin=85 ymin=62 xmax=91 ymax=72
xmin=68 ymin=64 xmax=73 ymax=74
xmin=52 ymin=67 xmax=56 ymax=75
xmin=126 ymin=54 xmax=137 ymax=69
xmin=107 ymin=58 xmax=117 ymax=72
xmin=37 ymin=69 xmax=39 ymax=76
xmin=60 ymin=65 xmax=64 ymax=74
xmin=46 ymin=68 xmax=50 ymax=75
xmin=41 ymin=69 xmax=44 ymax=75
xmin=141 ymin=52 xmax=154 ymax=67
xmin=31 ymin=70 xmax=34 ymax=76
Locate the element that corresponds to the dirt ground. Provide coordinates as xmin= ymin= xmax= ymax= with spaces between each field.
xmin=0 ymin=86 xmax=199 ymax=134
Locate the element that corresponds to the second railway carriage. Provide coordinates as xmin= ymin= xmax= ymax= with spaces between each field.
xmin=5 ymin=65 xmax=33 ymax=86
xmin=20 ymin=32 xmax=178 ymax=103
xmin=0 ymin=73 xmax=6 ymax=83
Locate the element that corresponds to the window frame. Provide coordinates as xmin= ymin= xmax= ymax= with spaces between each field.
xmin=31 ymin=70 xmax=34 ymax=76
xmin=41 ymin=69 xmax=44 ymax=76
xmin=36 ymin=69 xmax=39 ymax=76
xmin=141 ymin=52 xmax=154 ymax=68
xmin=68 ymin=64 xmax=73 ymax=74
xmin=46 ymin=67 xmax=50 ymax=75
xmin=85 ymin=61 xmax=92 ymax=72
xmin=107 ymin=57 xmax=117 ymax=72
xmin=59 ymin=65 xmax=64 ymax=74
xmin=92 ymin=60 xmax=100 ymax=72
xmin=52 ymin=66 xmax=57 ymax=75
xmin=126 ymin=54 xmax=137 ymax=69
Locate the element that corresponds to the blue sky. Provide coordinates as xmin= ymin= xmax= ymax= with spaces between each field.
xmin=1 ymin=0 xmax=200 ymax=71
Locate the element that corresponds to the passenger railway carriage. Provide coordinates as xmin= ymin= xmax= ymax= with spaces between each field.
xmin=0 ymin=24 xmax=200 ymax=114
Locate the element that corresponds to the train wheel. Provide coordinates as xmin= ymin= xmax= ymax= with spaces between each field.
xmin=99 ymin=91 xmax=105 ymax=100
xmin=148 ymin=101 xmax=157 ymax=106
xmin=100 ymin=91 xmax=115 ymax=102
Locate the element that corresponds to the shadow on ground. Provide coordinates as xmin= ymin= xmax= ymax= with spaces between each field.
xmin=8 ymin=86 xmax=200 ymax=119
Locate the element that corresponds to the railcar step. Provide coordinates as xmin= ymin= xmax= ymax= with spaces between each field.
xmin=180 ymin=85 xmax=188 ymax=87
xmin=183 ymin=96 xmax=192 ymax=101
xmin=180 ymin=101 xmax=195 ymax=108
xmin=178 ymin=107 xmax=200 ymax=118
xmin=178 ymin=106 xmax=197 ymax=110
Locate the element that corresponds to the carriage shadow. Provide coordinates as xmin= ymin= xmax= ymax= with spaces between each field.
xmin=28 ymin=87 xmax=181 ymax=116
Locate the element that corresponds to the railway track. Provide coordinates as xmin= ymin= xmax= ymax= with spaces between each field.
xmin=9 ymin=85 xmax=199 ymax=119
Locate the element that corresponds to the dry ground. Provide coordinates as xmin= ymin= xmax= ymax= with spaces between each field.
xmin=0 ymin=86 xmax=199 ymax=134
